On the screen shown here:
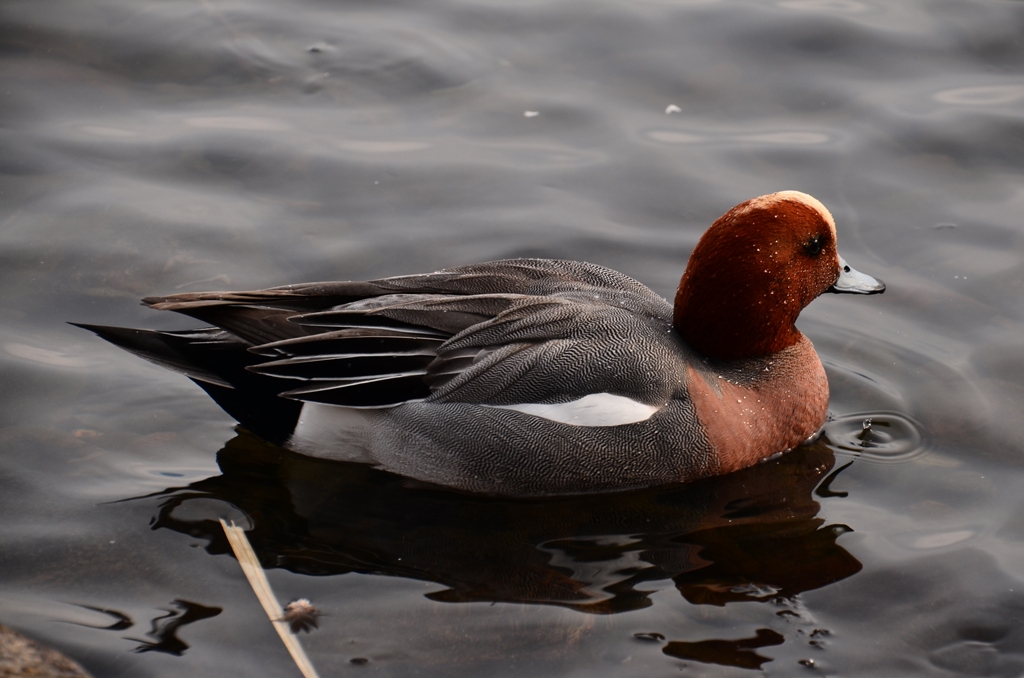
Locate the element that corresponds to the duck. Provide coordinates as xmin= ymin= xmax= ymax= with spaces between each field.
xmin=76 ymin=191 xmax=884 ymax=496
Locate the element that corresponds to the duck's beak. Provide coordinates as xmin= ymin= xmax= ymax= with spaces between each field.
xmin=829 ymin=256 xmax=886 ymax=294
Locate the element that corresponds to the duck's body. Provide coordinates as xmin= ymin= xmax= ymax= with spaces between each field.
xmin=78 ymin=191 xmax=884 ymax=495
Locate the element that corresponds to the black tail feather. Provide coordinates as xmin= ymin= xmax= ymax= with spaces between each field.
xmin=72 ymin=323 xmax=301 ymax=444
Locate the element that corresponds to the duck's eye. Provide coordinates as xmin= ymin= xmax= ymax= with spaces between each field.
xmin=804 ymin=237 xmax=823 ymax=257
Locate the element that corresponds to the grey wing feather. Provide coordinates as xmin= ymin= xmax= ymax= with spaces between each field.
xmin=143 ymin=259 xmax=666 ymax=315
xmin=427 ymin=298 xmax=682 ymax=407
xmin=136 ymin=259 xmax=677 ymax=409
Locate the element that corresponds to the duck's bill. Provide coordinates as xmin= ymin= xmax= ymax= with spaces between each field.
xmin=829 ymin=256 xmax=886 ymax=295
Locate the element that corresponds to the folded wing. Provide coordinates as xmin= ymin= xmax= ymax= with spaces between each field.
xmin=79 ymin=259 xmax=679 ymax=436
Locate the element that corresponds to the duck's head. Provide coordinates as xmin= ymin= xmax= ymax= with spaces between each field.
xmin=673 ymin=191 xmax=884 ymax=362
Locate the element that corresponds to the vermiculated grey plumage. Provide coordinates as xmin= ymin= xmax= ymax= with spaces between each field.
xmin=78 ymin=259 xmax=721 ymax=495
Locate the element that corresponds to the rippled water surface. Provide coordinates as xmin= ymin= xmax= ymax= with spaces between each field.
xmin=3 ymin=0 xmax=1024 ymax=675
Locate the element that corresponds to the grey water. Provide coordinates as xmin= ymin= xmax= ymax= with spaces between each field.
xmin=2 ymin=0 xmax=1024 ymax=675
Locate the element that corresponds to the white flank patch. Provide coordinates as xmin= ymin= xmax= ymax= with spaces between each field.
xmin=290 ymin=403 xmax=375 ymax=463
xmin=489 ymin=393 xmax=661 ymax=427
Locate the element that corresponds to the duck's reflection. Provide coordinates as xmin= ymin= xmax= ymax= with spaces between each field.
xmin=147 ymin=431 xmax=860 ymax=620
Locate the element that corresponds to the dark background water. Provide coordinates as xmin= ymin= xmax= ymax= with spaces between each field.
xmin=2 ymin=0 xmax=1024 ymax=675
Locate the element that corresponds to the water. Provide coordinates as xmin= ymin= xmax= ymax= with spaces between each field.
xmin=2 ymin=0 xmax=1024 ymax=674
